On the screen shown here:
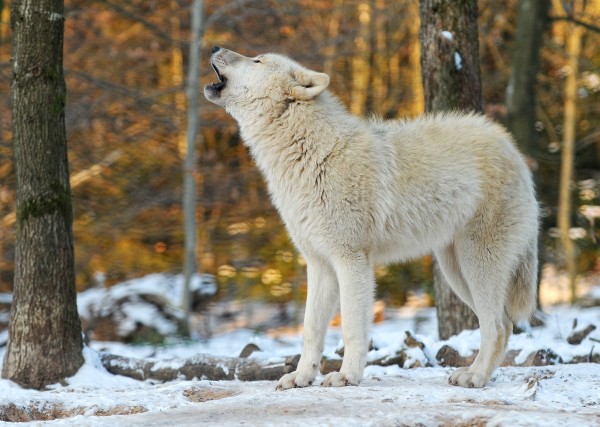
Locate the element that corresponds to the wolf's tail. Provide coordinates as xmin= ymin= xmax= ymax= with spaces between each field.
xmin=506 ymin=239 xmax=538 ymax=324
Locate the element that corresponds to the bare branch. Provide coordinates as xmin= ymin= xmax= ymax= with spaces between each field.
xmin=577 ymin=128 xmax=600 ymax=152
xmin=550 ymin=15 xmax=600 ymax=34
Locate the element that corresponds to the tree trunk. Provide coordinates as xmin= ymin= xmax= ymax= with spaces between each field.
xmin=181 ymin=0 xmax=204 ymax=337
xmin=505 ymin=0 xmax=549 ymax=311
xmin=505 ymin=0 xmax=549 ymax=162
xmin=419 ymin=0 xmax=481 ymax=339
xmin=3 ymin=0 xmax=83 ymax=389
xmin=558 ymin=23 xmax=582 ymax=304
xmin=419 ymin=0 xmax=482 ymax=113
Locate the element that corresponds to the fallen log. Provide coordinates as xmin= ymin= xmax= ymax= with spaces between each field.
xmin=100 ymin=352 xmax=299 ymax=382
xmin=436 ymin=345 xmax=563 ymax=368
xmin=100 ymin=325 xmax=597 ymax=383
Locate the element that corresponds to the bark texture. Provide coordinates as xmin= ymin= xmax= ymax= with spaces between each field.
xmin=2 ymin=0 xmax=83 ymax=389
xmin=419 ymin=0 xmax=481 ymax=339
xmin=419 ymin=0 xmax=482 ymax=113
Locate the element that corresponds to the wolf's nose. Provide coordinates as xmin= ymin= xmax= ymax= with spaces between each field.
xmin=211 ymin=46 xmax=221 ymax=54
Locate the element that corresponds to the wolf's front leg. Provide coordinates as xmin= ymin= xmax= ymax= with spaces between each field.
xmin=276 ymin=258 xmax=339 ymax=390
xmin=322 ymin=253 xmax=374 ymax=387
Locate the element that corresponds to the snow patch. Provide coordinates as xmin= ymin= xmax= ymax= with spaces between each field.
xmin=76 ymin=273 xmax=217 ymax=341
xmin=441 ymin=30 xmax=453 ymax=40
xmin=64 ymin=347 xmax=142 ymax=389
xmin=454 ymin=52 xmax=463 ymax=70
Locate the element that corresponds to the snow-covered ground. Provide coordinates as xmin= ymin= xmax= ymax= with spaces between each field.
xmin=3 ymin=362 xmax=596 ymax=426
xmin=1 ymin=273 xmax=599 ymax=426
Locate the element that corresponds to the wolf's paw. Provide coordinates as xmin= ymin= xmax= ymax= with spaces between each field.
xmin=448 ymin=368 xmax=488 ymax=388
xmin=275 ymin=371 xmax=315 ymax=391
xmin=321 ymin=371 xmax=361 ymax=387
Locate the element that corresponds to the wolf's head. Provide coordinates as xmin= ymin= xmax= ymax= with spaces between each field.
xmin=204 ymin=47 xmax=330 ymax=117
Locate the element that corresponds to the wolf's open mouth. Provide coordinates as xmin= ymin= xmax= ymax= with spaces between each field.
xmin=208 ymin=62 xmax=226 ymax=91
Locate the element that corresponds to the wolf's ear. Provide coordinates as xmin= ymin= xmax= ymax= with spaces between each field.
xmin=290 ymin=70 xmax=330 ymax=100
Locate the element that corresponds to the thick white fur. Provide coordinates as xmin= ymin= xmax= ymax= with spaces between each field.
xmin=204 ymin=48 xmax=539 ymax=389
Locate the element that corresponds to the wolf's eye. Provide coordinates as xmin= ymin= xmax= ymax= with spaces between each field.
xmin=254 ymin=59 xmax=262 ymax=64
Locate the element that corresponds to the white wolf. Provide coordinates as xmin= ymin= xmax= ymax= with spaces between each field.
xmin=204 ymin=47 xmax=538 ymax=389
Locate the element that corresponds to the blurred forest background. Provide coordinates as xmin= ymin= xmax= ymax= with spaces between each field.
xmin=0 ymin=0 xmax=599 ymax=321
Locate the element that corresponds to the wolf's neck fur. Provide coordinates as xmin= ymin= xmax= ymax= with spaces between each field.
xmin=232 ymin=91 xmax=367 ymax=214
xmin=237 ymin=92 xmax=360 ymax=181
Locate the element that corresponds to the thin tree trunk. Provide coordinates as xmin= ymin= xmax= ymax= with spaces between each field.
xmin=182 ymin=0 xmax=204 ymax=336
xmin=558 ymin=23 xmax=582 ymax=304
xmin=419 ymin=0 xmax=481 ymax=339
xmin=407 ymin=1 xmax=424 ymax=117
xmin=0 ymin=1 xmax=8 ymax=42
xmin=3 ymin=0 xmax=83 ymax=389
xmin=323 ymin=0 xmax=343 ymax=77
xmin=350 ymin=1 xmax=371 ymax=115
xmin=372 ymin=0 xmax=387 ymax=112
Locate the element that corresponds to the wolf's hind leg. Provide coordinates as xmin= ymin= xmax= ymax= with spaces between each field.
xmin=449 ymin=236 xmax=516 ymax=388
xmin=276 ymin=256 xmax=338 ymax=390
xmin=449 ymin=311 xmax=512 ymax=387
xmin=434 ymin=244 xmax=475 ymax=311
xmin=451 ymin=242 xmax=536 ymax=387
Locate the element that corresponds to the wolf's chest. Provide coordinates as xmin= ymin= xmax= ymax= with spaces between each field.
xmin=265 ymin=171 xmax=336 ymax=248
